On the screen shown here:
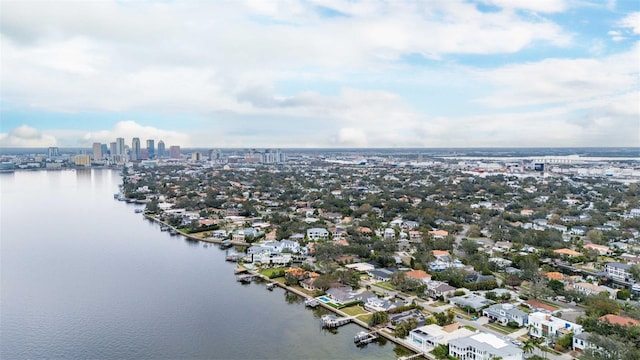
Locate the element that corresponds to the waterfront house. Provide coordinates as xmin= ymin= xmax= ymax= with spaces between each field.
xmin=448 ymin=333 xmax=523 ymax=360
xmin=326 ymin=286 xmax=361 ymax=305
xmin=482 ymin=303 xmax=528 ymax=327
xmin=408 ymin=324 xmax=474 ymax=351
xmin=389 ymin=309 xmax=425 ymax=328
xmin=301 ymin=277 xmax=321 ymax=292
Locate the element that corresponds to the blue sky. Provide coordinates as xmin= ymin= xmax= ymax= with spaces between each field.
xmin=1 ymin=0 xmax=638 ymax=148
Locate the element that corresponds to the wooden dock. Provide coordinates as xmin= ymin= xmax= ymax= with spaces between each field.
xmin=320 ymin=314 xmax=357 ymax=328
xmin=354 ymin=330 xmax=378 ymax=345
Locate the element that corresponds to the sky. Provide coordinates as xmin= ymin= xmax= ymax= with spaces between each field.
xmin=0 ymin=0 xmax=639 ymax=148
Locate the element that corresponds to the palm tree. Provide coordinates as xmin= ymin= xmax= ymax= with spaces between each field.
xmin=523 ymin=339 xmax=535 ymax=355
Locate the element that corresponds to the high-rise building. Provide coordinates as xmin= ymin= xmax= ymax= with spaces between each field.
xmin=116 ymin=138 xmax=125 ymax=156
xmin=101 ymin=144 xmax=108 ymax=158
xmin=92 ymin=142 xmax=102 ymax=161
xmin=157 ymin=140 xmax=165 ymax=158
xmin=109 ymin=142 xmax=117 ymax=157
xmin=131 ymin=137 xmax=141 ymax=161
xmin=74 ymin=154 xmax=91 ymax=167
xmin=191 ymin=152 xmax=202 ymax=162
xmin=48 ymin=147 xmax=59 ymax=157
xmin=146 ymin=139 xmax=155 ymax=159
xmin=169 ymin=146 xmax=181 ymax=159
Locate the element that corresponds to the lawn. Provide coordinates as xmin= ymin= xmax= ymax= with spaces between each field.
xmin=342 ymin=306 xmax=368 ymax=316
xmin=259 ymin=267 xmax=287 ymax=278
xmin=357 ymin=314 xmax=372 ymax=324
xmin=374 ymin=282 xmax=396 ymax=291
xmin=484 ymin=323 xmax=518 ymax=334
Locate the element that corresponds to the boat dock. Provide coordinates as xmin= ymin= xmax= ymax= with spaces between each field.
xmin=234 ymin=265 xmax=248 ymax=274
xmin=304 ymin=298 xmax=319 ymax=307
xmin=354 ymin=330 xmax=378 ymax=345
xmin=266 ymin=283 xmax=275 ymax=291
xmin=320 ymin=314 xmax=357 ymax=328
xmin=236 ymin=274 xmax=253 ymax=284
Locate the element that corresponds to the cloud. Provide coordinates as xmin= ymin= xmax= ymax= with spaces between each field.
xmin=475 ymin=42 xmax=639 ymax=108
xmin=0 ymin=1 xmax=571 ymax=115
xmin=0 ymin=125 xmax=57 ymax=147
xmin=337 ymin=128 xmax=368 ymax=147
xmin=617 ymin=12 xmax=640 ymax=35
xmin=479 ymin=0 xmax=567 ymax=13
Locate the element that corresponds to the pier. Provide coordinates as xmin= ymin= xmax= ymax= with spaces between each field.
xmin=320 ymin=314 xmax=357 ymax=328
xmin=354 ymin=330 xmax=378 ymax=345
xmin=304 ymin=298 xmax=319 ymax=307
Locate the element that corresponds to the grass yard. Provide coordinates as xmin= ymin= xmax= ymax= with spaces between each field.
xmin=341 ymin=306 xmax=368 ymax=316
xmin=357 ymin=314 xmax=372 ymax=324
xmin=259 ymin=267 xmax=287 ymax=279
xmin=484 ymin=323 xmax=518 ymax=334
xmin=374 ymin=282 xmax=396 ymax=291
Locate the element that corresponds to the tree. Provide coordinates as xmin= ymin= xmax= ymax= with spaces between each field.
xmin=431 ymin=344 xmax=448 ymax=359
xmin=523 ymin=339 xmax=536 ymax=355
xmin=585 ymin=292 xmax=620 ymax=317
xmin=369 ymin=311 xmax=389 ymax=326
xmin=548 ymin=279 xmax=565 ymax=294
xmin=617 ymin=289 xmax=631 ymax=300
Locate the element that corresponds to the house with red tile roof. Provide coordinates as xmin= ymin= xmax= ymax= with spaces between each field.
xmin=405 ymin=270 xmax=432 ymax=284
xmin=599 ymin=314 xmax=640 ymax=327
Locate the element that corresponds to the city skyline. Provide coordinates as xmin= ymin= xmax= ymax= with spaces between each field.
xmin=1 ymin=1 xmax=639 ymax=148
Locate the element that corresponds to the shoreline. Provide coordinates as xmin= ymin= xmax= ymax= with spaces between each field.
xmin=142 ymin=213 xmax=430 ymax=359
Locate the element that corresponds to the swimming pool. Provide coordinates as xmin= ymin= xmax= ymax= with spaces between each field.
xmin=317 ymin=296 xmax=332 ymax=303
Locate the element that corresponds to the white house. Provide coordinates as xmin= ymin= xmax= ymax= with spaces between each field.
xmin=604 ymin=262 xmax=633 ymax=282
xmin=306 ymin=227 xmax=329 ymax=241
xmin=528 ymin=312 xmax=583 ymax=340
xmin=448 ymin=333 xmax=523 ymax=360
xmin=408 ymin=324 xmax=474 ymax=351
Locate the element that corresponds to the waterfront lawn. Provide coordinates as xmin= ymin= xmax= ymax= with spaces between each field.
xmin=357 ymin=314 xmax=372 ymax=324
xmin=259 ymin=267 xmax=287 ymax=279
xmin=341 ymin=306 xmax=368 ymax=317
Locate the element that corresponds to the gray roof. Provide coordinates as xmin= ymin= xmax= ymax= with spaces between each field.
xmin=574 ymin=332 xmax=591 ymax=341
xmin=606 ymin=262 xmax=631 ymax=270
xmin=450 ymin=294 xmax=494 ymax=310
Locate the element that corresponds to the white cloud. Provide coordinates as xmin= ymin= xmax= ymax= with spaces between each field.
xmin=617 ymin=11 xmax=640 ymax=35
xmin=0 ymin=125 xmax=57 ymax=147
xmin=480 ymin=0 xmax=568 ymax=13
xmin=475 ymin=42 xmax=639 ymax=108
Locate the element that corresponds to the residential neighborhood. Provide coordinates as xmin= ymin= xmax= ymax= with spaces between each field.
xmin=102 ymin=147 xmax=640 ymax=360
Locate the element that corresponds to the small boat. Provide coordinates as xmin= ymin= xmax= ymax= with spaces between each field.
xmin=304 ymin=298 xmax=319 ymax=308
xmin=219 ymin=239 xmax=232 ymax=249
xmin=266 ymin=283 xmax=275 ymax=291
xmin=134 ymin=208 xmax=143 ymax=213
xmin=236 ymin=275 xmax=252 ymax=284
xmin=169 ymin=229 xmax=178 ymax=235
xmin=225 ymin=253 xmax=240 ymax=262
xmin=160 ymin=225 xmax=170 ymax=232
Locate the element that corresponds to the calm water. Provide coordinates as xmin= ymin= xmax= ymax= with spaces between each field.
xmin=0 ymin=169 xmax=403 ymax=359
